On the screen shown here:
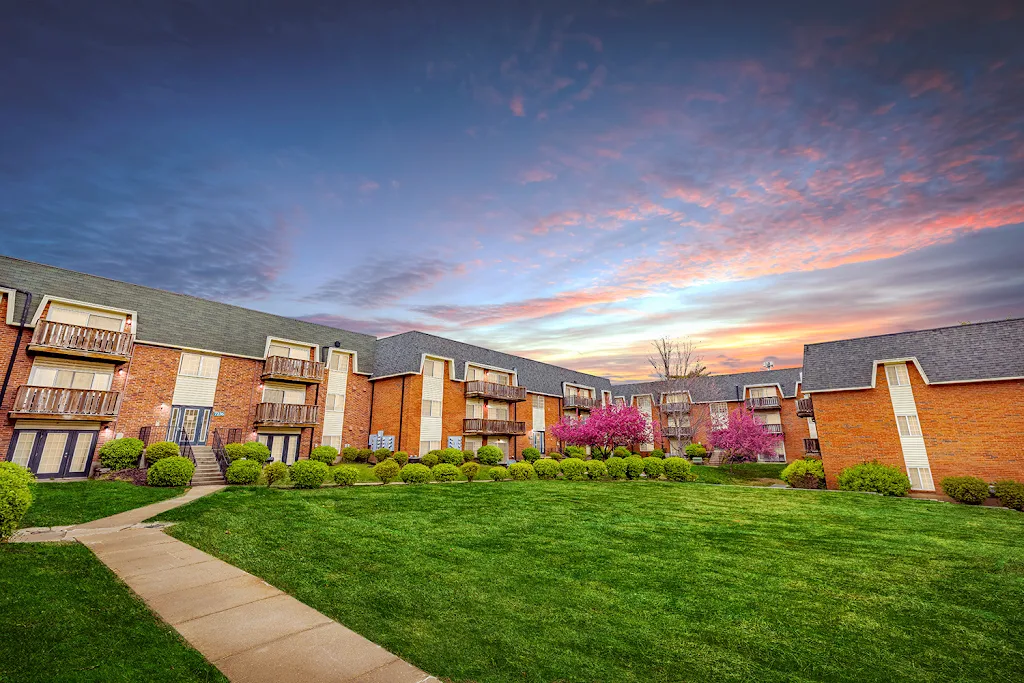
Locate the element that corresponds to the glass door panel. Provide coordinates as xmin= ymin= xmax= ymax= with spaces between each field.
xmin=68 ymin=433 xmax=94 ymax=474
xmin=37 ymin=433 xmax=69 ymax=474
xmin=10 ymin=432 xmax=37 ymax=467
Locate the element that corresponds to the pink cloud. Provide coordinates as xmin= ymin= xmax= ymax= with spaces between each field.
xmin=510 ymin=94 xmax=525 ymax=116
xmin=519 ymin=167 xmax=556 ymax=184
xmin=904 ymin=70 xmax=956 ymax=97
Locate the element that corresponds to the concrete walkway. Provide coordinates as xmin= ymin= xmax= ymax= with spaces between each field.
xmin=16 ymin=486 xmax=437 ymax=683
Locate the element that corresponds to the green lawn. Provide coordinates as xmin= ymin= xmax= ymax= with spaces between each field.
xmin=156 ymin=481 xmax=1024 ymax=682
xmin=0 ymin=543 xmax=224 ymax=682
xmin=21 ymin=480 xmax=185 ymax=528
xmin=692 ymin=462 xmax=786 ymax=485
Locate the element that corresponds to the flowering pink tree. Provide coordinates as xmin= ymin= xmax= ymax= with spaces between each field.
xmin=550 ymin=404 xmax=655 ymax=456
xmin=707 ymin=407 xmax=783 ymax=465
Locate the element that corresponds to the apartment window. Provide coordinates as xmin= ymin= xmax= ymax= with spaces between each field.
xmin=29 ymin=365 xmax=113 ymax=391
xmin=464 ymin=437 xmax=482 ymax=454
xmin=488 ymin=402 xmax=509 ymax=420
xmin=532 ymin=395 xmax=544 ymax=410
xmin=179 ymin=353 xmax=220 ymax=379
xmin=637 ymin=396 xmax=652 ymax=410
xmin=749 ymin=386 xmax=777 ymax=398
xmin=422 ymin=400 xmax=442 ymax=418
xmin=48 ymin=305 xmax=124 ymax=331
xmin=711 ymin=402 xmax=729 ymax=430
xmin=466 ymin=400 xmax=484 ymax=419
xmin=907 ymin=466 xmax=934 ymax=491
xmin=663 ymin=392 xmax=685 ymax=404
xmin=263 ymin=386 xmax=305 ymax=404
xmin=329 ymin=353 xmax=348 ymax=372
xmin=885 ymin=364 xmax=910 ymax=387
xmin=614 ymin=397 xmax=625 ymax=406
xmin=467 ymin=366 xmax=484 ymax=381
xmin=423 ymin=358 xmax=444 ymax=378
xmin=488 ymin=371 xmax=510 ymax=385
xmin=325 ymin=393 xmax=345 ymax=411
xmin=895 ymin=414 xmax=922 ymax=438
xmin=322 ymin=436 xmax=342 ymax=449
xmin=420 ymin=440 xmax=440 ymax=453
xmin=269 ymin=343 xmax=309 ymax=360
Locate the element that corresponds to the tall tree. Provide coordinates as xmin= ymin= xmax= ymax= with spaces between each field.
xmin=647 ymin=337 xmax=712 ymax=454
xmin=706 ymin=407 xmax=783 ymax=467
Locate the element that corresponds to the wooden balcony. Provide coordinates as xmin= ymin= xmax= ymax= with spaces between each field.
xmin=463 ymin=418 xmax=527 ymax=436
xmin=745 ymin=396 xmax=780 ymax=410
xmin=663 ymin=425 xmax=692 ymax=439
xmin=262 ymin=355 xmax=324 ymax=383
xmin=563 ymin=395 xmax=596 ymax=410
xmin=658 ymin=401 xmax=691 ymax=414
xmin=465 ymin=380 xmax=527 ymax=402
xmin=254 ymin=402 xmax=319 ymax=427
xmin=795 ymin=398 xmax=814 ymax=418
xmin=761 ymin=423 xmax=783 ymax=435
xmin=804 ymin=438 xmax=821 ymax=454
xmin=28 ymin=320 xmax=133 ymax=363
xmin=10 ymin=386 xmax=119 ymax=420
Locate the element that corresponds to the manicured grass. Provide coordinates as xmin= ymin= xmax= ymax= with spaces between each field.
xmin=156 ymin=481 xmax=1024 ymax=682
xmin=20 ymin=480 xmax=185 ymax=528
xmin=692 ymin=462 xmax=786 ymax=485
xmin=0 ymin=543 xmax=225 ymax=682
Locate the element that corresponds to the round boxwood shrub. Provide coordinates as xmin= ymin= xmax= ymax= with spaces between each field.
xmin=561 ymin=457 xmax=587 ymax=481
xmin=624 ymin=456 xmax=645 ymax=480
xmin=837 ymin=461 xmax=911 ymax=496
xmin=489 ymin=466 xmax=509 ymax=481
xmin=357 ymin=448 xmax=374 ymax=463
xmin=224 ymin=443 xmax=248 ymax=462
xmin=0 ymin=462 xmax=33 ymax=541
xmin=333 ymin=465 xmax=359 ymax=486
xmin=605 ymin=456 xmax=627 ymax=480
xmin=226 ymin=459 xmax=261 ymax=485
xmin=99 ymin=437 xmax=144 ymax=471
xmin=263 ymin=461 xmax=289 ymax=486
xmin=462 ymin=449 xmax=476 ymax=462
xmin=243 ymin=441 xmax=271 ymax=463
xmin=439 ymin=448 xmax=465 ymax=466
xmin=780 ymin=458 xmax=825 ymax=489
xmin=564 ymin=445 xmax=586 ymax=460
xmin=585 ymin=459 xmax=607 ymax=479
xmin=663 ymin=457 xmax=697 ymax=482
xmin=508 ymin=462 xmax=535 ymax=480
xmin=534 ymin=458 xmax=561 ymax=480
xmin=392 ymin=451 xmax=410 ymax=466
xmin=650 ymin=448 xmax=665 ymax=459
xmin=373 ymin=458 xmax=401 ymax=484
xmin=373 ymin=448 xmax=393 ymax=463
xmin=400 ymin=463 xmax=431 ymax=484
xmin=432 ymin=463 xmax=460 ymax=482
xmin=685 ymin=443 xmax=707 ymax=459
xmin=421 ymin=451 xmax=440 ymax=468
xmin=461 ymin=461 xmax=480 ymax=482
xmin=941 ymin=476 xmax=990 ymax=504
xmin=290 ymin=460 xmax=330 ymax=489
xmin=612 ymin=446 xmax=631 ymax=458
xmin=310 ymin=445 xmax=339 ymax=465
xmin=643 ymin=456 xmax=664 ymax=480
xmin=147 ymin=456 xmax=195 ymax=487
xmin=341 ymin=447 xmax=360 ymax=463
xmin=145 ymin=441 xmax=179 ymax=467
xmin=994 ymin=480 xmax=1024 ymax=511
xmin=477 ymin=445 xmax=503 ymax=466
xmin=521 ymin=447 xmax=541 ymax=464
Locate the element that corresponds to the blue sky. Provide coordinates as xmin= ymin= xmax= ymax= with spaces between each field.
xmin=2 ymin=0 xmax=1022 ymax=379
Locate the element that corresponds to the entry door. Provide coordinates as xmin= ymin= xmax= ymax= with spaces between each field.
xmin=7 ymin=430 xmax=97 ymax=479
xmin=168 ymin=406 xmax=211 ymax=445
xmin=259 ymin=434 xmax=301 ymax=465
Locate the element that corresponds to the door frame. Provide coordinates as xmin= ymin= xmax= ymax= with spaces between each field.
xmin=167 ymin=405 xmax=212 ymax=445
xmin=6 ymin=429 xmax=98 ymax=479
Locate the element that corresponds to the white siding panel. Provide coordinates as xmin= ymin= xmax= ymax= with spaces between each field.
xmin=889 ymin=386 xmax=917 ymax=414
xmin=900 ymin=438 xmax=930 ymax=467
xmin=322 ymin=353 xmax=350 ymax=440
xmin=172 ymin=376 xmax=218 ymax=406
xmin=884 ymin=363 xmax=934 ymax=490
xmin=324 ymin=411 xmax=344 ymax=435
xmin=422 ymin=375 xmax=443 ymax=402
xmin=420 ymin=416 xmax=442 ymax=441
xmin=420 ymin=372 xmax=444 ymax=443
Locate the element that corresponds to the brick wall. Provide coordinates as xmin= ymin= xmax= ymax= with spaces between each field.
xmin=209 ymin=354 xmax=261 ymax=443
xmin=779 ymin=396 xmax=811 ymax=461
xmin=114 ymin=344 xmax=180 ymax=446
xmin=342 ymin=370 xmax=372 ymax=450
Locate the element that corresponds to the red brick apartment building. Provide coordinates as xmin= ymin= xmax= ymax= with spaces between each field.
xmin=801 ymin=319 xmax=1024 ymax=491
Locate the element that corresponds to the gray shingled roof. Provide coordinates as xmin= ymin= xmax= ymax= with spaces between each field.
xmin=373 ymin=331 xmax=613 ymax=396
xmin=802 ymin=318 xmax=1024 ymax=392
xmin=614 ymin=367 xmax=804 ymax=403
xmin=0 ymin=255 xmax=376 ymax=372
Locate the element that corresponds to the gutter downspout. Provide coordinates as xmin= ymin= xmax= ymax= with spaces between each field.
xmin=0 ymin=289 xmax=31 ymax=411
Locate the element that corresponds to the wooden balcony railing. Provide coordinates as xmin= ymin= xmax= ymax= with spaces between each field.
xmin=563 ymin=395 xmax=596 ymax=410
xmin=658 ymin=401 xmax=691 ymax=414
xmin=11 ymin=386 xmax=119 ymax=419
xmin=254 ymin=402 xmax=319 ymax=426
xmin=761 ymin=423 xmax=783 ymax=434
xmin=262 ymin=355 xmax=325 ymax=383
xmin=804 ymin=438 xmax=821 ymax=454
xmin=663 ymin=425 xmax=693 ymax=439
xmin=746 ymin=396 xmax=780 ymax=410
xmin=795 ymin=398 xmax=814 ymax=418
xmin=463 ymin=418 xmax=527 ymax=436
xmin=465 ymin=381 xmax=527 ymax=402
xmin=29 ymin=320 xmax=133 ymax=361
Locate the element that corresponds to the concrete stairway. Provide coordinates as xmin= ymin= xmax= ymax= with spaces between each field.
xmin=190 ymin=446 xmax=226 ymax=486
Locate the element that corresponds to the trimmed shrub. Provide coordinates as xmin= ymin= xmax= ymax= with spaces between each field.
xmin=145 ymin=441 xmax=179 ymax=467
xmin=461 ymin=461 xmax=480 ymax=482
xmin=462 ymin=450 xmax=476 ymax=463
xmin=586 ymin=459 xmax=607 ymax=479
xmin=534 ymin=458 xmax=561 ymax=480
xmin=310 ymin=445 xmax=339 ymax=465
xmin=373 ymin=458 xmax=401 ymax=484
xmin=624 ymin=456 xmax=645 ymax=480
xmin=357 ymin=448 xmax=374 ymax=463
xmin=439 ymin=448 xmax=465 ymax=466
xmin=837 ymin=461 xmax=911 ymax=496
xmin=477 ymin=445 xmax=502 ymax=466
xmin=643 ymin=456 xmax=665 ymax=480
xmin=650 ymin=448 xmax=665 ymax=459
xmin=548 ymin=451 xmax=565 ymax=461
xmin=606 ymin=457 xmax=627 ymax=480
xmin=663 ymin=457 xmax=697 ymax=482
xmin=243 ymin=441 xmax=271 ymax=463
xmin=333 ymin=465 xmax=359 ymax=486
xmin=521 ymin=447 xmax=541 ymax=464
xmin=685 ymin=443 xmax=707 ymax=459
xmin=994 ymin=480 xmax=1024 ymax=511
xmin=224 ymin=443 xmax=248 ymax=462
xmin=99 ymin=437 xmax=144 ymax=471
xmin=147 ymin=456 xmax=194 ymax=487
xmin=264 ymin=461 xmax=289 ymax=486
xmin=373 ymin=448 xmax=393 ymax=463
xmin=489 ymin=466 xmax=509 ymax=481
xmin=0 ymin=462 xmax=33 ymax=541
xmin=392 ymin=451 xmax=410 ymax=466
xmin=432 ymin=463 xmax=460 ymax=482
xmin=612 ymin=446 xmax=631 ymax=458
xmin=420 ymin=452 xmax=439 ymax=468
xmin=226 ymin=459 xmax=261 ymax=485
xmin=400 ymin=463 xmax=431 ymax=484
xmin=941 ymin=476 xmax=990 ymax=504
xmin=341 ymin=447 xmax=360 ymax=463
xmin=290 ymin=460 xmax=330 ymax=489
xmin=508 ymin=462 xmax=535 ymax=480
xmin=781 ymin=459 xmax=825 ymax=489
xmin=561 ymin=457 xmax=587 ymax=481
xmin=564 ymin=446 xmax=586 ymax=460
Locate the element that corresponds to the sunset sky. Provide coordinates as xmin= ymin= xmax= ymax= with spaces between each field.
xmin=2 ymin=0 xmax=1022 ymax=381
